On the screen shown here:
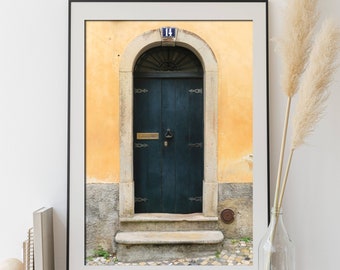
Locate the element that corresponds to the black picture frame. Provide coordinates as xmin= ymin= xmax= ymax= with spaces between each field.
xmin=68 ymin=1 xmax=268 ymax=269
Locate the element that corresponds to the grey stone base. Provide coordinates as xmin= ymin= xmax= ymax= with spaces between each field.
xmin=218 ymin=183 xmax=253 ymax=241
xmin=117 ymin=243 xmax=222 ymax=263
xmin=85 ymin=182 xmax=253 ymax=259
xmin=86 ymin=183 xmax=119 ymax=256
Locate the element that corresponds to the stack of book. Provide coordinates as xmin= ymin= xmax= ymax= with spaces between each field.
xmin=23 ymin=227 xmax=34 ymax=270
xmin=23 ymin=207 xmax=54 ymax=270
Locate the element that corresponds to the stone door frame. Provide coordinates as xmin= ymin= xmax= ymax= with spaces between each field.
xmin=119 ymin=28 xmax=218 ymax=217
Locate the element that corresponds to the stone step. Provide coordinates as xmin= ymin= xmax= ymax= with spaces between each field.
xmin=119 ymin=213 xmax=219 ymax=231
xmin=115 ymin=230 xmax=224 ymax=262
xmin=116 ymin=230 xmax=224 ymax=244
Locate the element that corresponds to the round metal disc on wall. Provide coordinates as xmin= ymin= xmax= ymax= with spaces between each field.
xmin=220 ymin=208 xmax=235 ymax=224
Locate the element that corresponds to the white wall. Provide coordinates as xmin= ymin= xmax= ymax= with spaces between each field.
xmin=0 ymin=1 xmax=339 ymax=270
xmin=269 ymin=1 xmax=340 ymax=270
xmin=0 ymin=1 xmax=68 ymax=269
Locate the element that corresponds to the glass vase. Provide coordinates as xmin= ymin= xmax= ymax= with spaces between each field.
xmin=258 ymin=207 xmax=295 ymax=270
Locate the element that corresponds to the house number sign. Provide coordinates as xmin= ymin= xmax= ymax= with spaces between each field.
xmin=161 ymin=27 xmax=176 ymax=38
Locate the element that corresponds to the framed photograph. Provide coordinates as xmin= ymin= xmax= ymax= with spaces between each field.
xmin=68 ymin=1 xmax=268 ymax=269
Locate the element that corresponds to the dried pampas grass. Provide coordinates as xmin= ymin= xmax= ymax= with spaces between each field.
xmin=292 ymin=19 xmax=340 ymax=149
xmin=276 ymin=19 xmax=340 ymax=208
xmin=273 ymin=0 xmax=320 ymax=211
xmin=265 ymin=1 xmax=339 ymax=268
xmin=279 ymin=0 xmax=319 ymax=97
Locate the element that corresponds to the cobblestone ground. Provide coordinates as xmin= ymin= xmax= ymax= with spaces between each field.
xmin=86 ymin=239 xmax=253 ymax=266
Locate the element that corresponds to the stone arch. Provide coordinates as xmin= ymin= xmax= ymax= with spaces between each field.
xmin=119 ymin=28 xmax=218 ymax=217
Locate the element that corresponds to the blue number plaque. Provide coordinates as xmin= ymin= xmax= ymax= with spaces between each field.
xmin=161 ymin=27 xmax=176 ymax=38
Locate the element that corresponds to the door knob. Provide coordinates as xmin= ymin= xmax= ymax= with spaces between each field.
xmin=164 ymin=128 xmax=174 ymax=139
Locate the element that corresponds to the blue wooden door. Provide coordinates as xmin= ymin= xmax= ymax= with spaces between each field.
xmin=133 ymin=77 xmax=203 ymax=213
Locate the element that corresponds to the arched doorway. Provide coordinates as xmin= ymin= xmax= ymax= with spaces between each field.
xmin=133 ymin=46 xmax=204 ymax=213
xmin=119 ymin=28 xmax=218 ymax=217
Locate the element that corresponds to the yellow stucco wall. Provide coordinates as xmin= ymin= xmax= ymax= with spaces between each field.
xmin=86 ymin=21 xmax=252 ymax=184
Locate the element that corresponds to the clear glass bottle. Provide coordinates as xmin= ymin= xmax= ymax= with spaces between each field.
xmin=258 ymin=207 xmax=295 ymax=270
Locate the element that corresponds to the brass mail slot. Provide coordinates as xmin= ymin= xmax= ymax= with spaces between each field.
xmin=137 ymin=132 xmax=159 ymax=140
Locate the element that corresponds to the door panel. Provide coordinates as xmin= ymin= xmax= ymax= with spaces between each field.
xmin=134 ymin=77 xmax=203 ymax=213
xmin=134 ymin=79 xmax=162 ymax=212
